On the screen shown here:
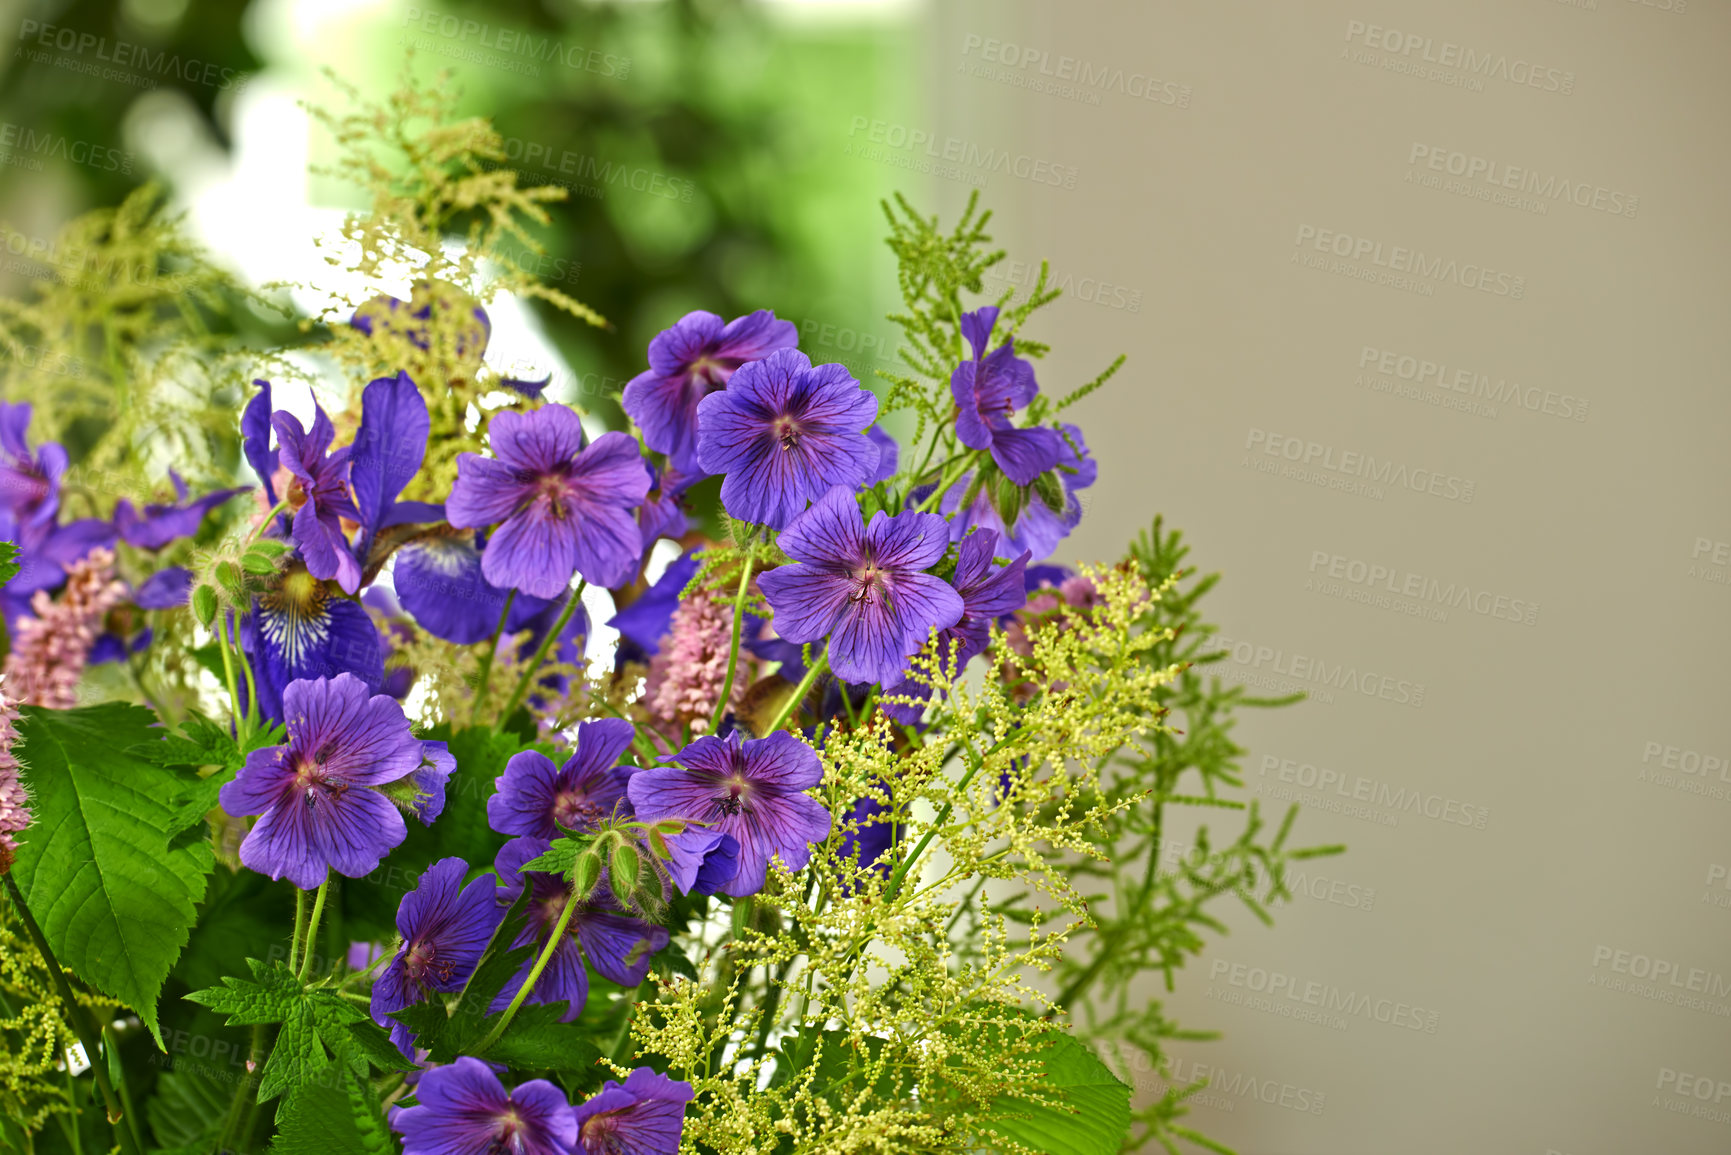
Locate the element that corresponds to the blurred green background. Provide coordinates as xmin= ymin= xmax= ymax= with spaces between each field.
xmin=0 ymin=0 xmax=922 ymax=436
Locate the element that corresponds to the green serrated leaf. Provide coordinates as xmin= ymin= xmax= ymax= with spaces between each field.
xmin=145 ymin=1061 xmax=230 ymax=1152
xmin=267 ymin=1064 xmax=393 ymax=1155
xmin=481 ymin=1017 xmax=603 ymax=1076
xmin=11 ymin=703 xmax=217 ymax=1047
xmin=965 ymin=1027 xmax=1130 ymax=1155
xmin=519 ymin=838 xmax=582 ymax=878
xmin=0 ymin=540 xmax=19 ymax=589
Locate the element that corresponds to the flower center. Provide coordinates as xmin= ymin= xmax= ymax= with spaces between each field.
xmin=552 ymin=790 xmax=601 ymax=831
xmin=489 ymin=1108 xmax=525 ymax=1153
xmin=403 ymin=939 xmax=455 ymax=987
xmin=535 ymin=473 xmax=573 ymax=520
xmin=849 ymin=562 xmax=884 ymax=606
xmin=773 ymin=416 xmax=801 ymax=451
xmin=292 ymin=741 xmax=345 ymax=807
xmin=579 ymin=1111 xmax=621 ymax=1151
xmin=716 ymin=775 xmax=750 ymax=817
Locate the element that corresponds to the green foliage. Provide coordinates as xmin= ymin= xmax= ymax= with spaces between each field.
xmin=185 ymin=959 xmax=406 ymax=1106
xmin=268 ymin=1067 xmax=394 ymax=1155
xmin=0 ymin=541 xmax=17 ymax=589
xmin=966 ymin=1024 xmax=1131 ymax=1155
xmin=9 ymin=703 xmax=219 ymax=1047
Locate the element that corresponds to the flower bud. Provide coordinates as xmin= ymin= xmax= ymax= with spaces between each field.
xmin=241 ymin=546 xmax=280 ymax=575
xmin=191 ymin=584 xmax=219 ymax=627
xmin=570 ymin=849 xmax=603 ymax=901
xmin=608 ymin=843 xmax=641 ymax=907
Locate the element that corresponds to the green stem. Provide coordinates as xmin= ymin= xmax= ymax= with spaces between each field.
xmin=764 ymin=651 xmax=828 ymax=734
xmin=250 ymin=500 xmax=290 ymax=543
xmin=469 ymin=590 xmax=517 ymax=724
xmin=498 ymin=582 xmax=585 ymax=722
xmin=709 ymin=554 xmax=756 ymax=734
xmin=232 ymin=623 xmax=260 ymax=731
xmin=475 ymin=889 xmax=581 ymax=1053
xmin=102 ymin=1024 xmax=145 ymax=1154
xmin=916 ymin=453 xmax=976 ymax=514
xmin=290 ymin=886 xmax=308 ymax=974
xmin=297 ymin=876 xmax=331 ymax=982
xmin=213 ymin=612 xmax=246 ymax=743
xmin=3 ymin=874 xmax=143 ymax=1155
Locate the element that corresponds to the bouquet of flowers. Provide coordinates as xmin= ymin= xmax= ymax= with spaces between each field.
xmin=0 ymin=75 xmax=1334 ymax=1155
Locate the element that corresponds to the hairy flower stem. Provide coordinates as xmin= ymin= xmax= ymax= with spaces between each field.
xmin=709 ymin=554 xmax=756 ymax=734
xmin=468 ymin=590 xmax=517 ymax=724
xmin=214 ymin=612 xmax=247 ymax=743
xmin=3 ymin=873 xmax=143 ymax=1155
xmin=475 ymin=887 xmax=580 ymax=1053
xmin=297 ymin=875 xmax=331 ymax=983
xmin=916 ymin=451 xmax=978 ymax=514
xmin=764 ymin=651 xmax=829 ymax=733
xmin=498 ymin=581 xmax=585 ymax=722
xmin=290 ymin=887 xmax=308 ymax=974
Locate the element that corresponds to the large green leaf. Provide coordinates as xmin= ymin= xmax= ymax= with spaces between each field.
xmin=268 ymin=1066 xmax=394 ymax=1155
xmin=10 ymin=702 xmax=216 ymax=1047
xmin=970 ymin=1028 xmax=1131 ymax=1155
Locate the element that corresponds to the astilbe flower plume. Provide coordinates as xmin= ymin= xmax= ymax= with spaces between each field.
xmin=641 ymin=584 xmax=748 ymax=733
xmin=0 ymin=677 xmax=27 ymax=872
xmin=3 ymin=547 xmax=126 ymax=708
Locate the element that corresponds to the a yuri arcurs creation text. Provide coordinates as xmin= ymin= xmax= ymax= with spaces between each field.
xmin=0 ymin=73 xmax=1336 ymax=1155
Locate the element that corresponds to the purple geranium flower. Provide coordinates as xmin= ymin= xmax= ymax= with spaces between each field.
xmin=654 ymin=825 xmax=739 ymax=896
xmin=218 ymin=673 xmax=423 ymax=889
xmin=490 ymin=837 xmax=670 ymax=1022
xmin=881 ymin=528 xmax=1029 ymax=723
xmin=757 ymin=486 xmax=964 ymax=687
xmin=238 ymin=565 xmax=385 ymax=726
xmin=407 ymin=741 xmax=456 ymax=824
xmin=487 ymin=718 xmax=634 ymax=840
xmin=0 ymin=400 xmax=67 ymax=531
xmin=941 ymin=422 xmax=1096 ymax=561
xmin=627 ymin=731 xmax=831 ymax=898
xmin=112 ymin=470 xmax=249 ymax=551
xmin=447 ymin=404 xmax=650 ymax=597
xmin=274 ymin=405 xmax=363 ymax=595
xmin=622 ymin=309 xmax=798 ymax=474
xmin=573 ymin=1067 xmax=693 ymax=1155
xmin=694 ymin=349 xmax=879 ymax=530
xmin=950 ymin=307 xmax=1062 ymax=485
xmin=391 ymin=1056 xmax=575 ymax=1155
xmin=371 ymin=857 xmax=502 ymax=1056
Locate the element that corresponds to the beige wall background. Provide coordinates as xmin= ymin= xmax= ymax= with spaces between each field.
xmin=881 ymin=1 xmax=1731 ymax=1151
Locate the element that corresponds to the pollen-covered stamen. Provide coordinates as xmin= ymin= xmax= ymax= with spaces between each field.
xmin=534 ymin=473 xmax=573 ymax=520
xmin=773 ymin=416 xmax=802 ymax=451
xmin=551 ymin=789 xmax=603 ymax=830
xmin=403 ymin=939 xmax=457 ymax=986
xmin=716 ymin=775 xmax=750 ymax=817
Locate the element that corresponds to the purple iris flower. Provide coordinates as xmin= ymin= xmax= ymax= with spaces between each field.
xmin=487 ymin=718 xmax=634 ymax=840
xmin=391 ymin=1056 xmax=576 ymax=1155
xmin=350 ymin=371 xmax=440 ymax=562
xmin=274 ymin=405 xmax=362 ymax=595
xmin=241 ymin=380 xmax=280 ymax=504
xmin=949 ymin=307 xmax=1062 ymax=485
xmin=490 ymin=837 xmax=670 ymax=1022
xmin=626 ymin=731 xmax=831 ymax=898
xmin=112 ymin=471 xmax=249 ymax=551
xmin=881 ymin=528 xmax=1029 ymax=723
xmin=370 ymin=857 xmax=502 ymax=1056
xmin=238 ymin=565 xmax=385 ymax=726
xmin=757 ymin=486 xmax=963 ymax=687
xmin=654 ymin=825 xmax=739 ymax=896
xmin=636 ymin=464 xmax=692 ymax=550
xmin=938 ymin=423 xmax=1097 ymax=561
xmin=218 ymin=673 xmax=424 ymax=889
xmin=446 ymin=404 xmax=650 ymax=597
xmin=694 ymin=349 xmax=878 ymax=530
xmin=622 ymin=309 xmax=798 ymax=475
xmin=0 ymin=401 xmax=67 ymax=531
xmin=607 ymin=552 xmax=699 ymax=665
xmin=573 ymin=1067 xmax=693 ymax=1155
xmin=392 ymin=528 xmax=512 ymax=645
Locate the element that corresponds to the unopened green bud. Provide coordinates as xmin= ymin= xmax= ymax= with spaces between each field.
xmin=249 ymin=538 xmax=291 ymax=557
xmin=570 ymin=850 xmax=603 ymax=901
xmin=647 ymin=829 xmax=671 ymax=861
xmin=241 ymin=546 xmax=280 ymax=575
xmin=608 ymin=843 xmax=641 ymax=906
xmin=214 ymin=561 xmax=246 ymax=601
xmin=1031 ymin=470 xmax=1065 ymax=513
xmin=191 ymin=585 xmax=219 ymax=627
